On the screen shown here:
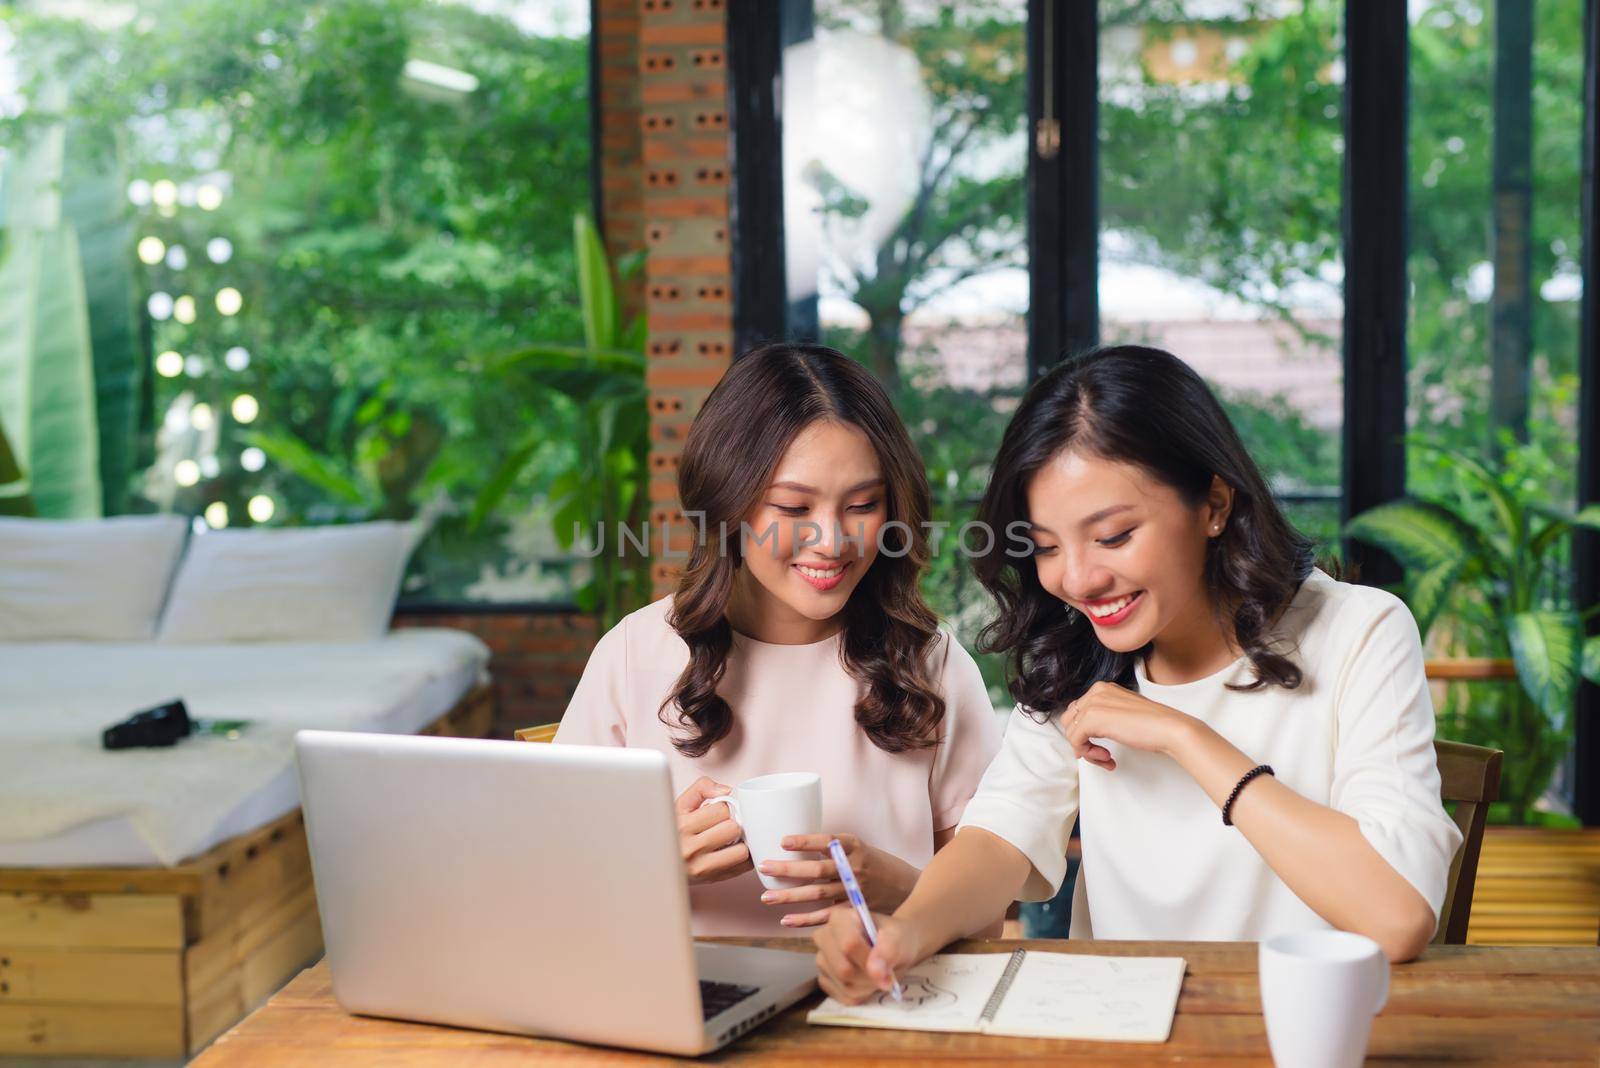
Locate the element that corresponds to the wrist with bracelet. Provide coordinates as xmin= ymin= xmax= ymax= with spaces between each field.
xmin=1221 ymin=764 xmax=1274 ymax=826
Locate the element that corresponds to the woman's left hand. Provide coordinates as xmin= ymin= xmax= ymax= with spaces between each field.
xmin=756 ymin=833 xmax=918 ymax=928
xmin=1061 ymin=681 xmax=1195 ymax=771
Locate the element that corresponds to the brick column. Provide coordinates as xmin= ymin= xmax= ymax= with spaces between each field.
xmin=596 ymin=0 xmax=646 ymax=320
xmin=638 ymin=0 xmax=735 ymax=596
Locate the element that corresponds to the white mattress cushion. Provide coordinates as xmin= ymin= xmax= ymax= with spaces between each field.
xmin=158 ymin=522 xmax=417 ymax=642
xmin=0 ymin=629 xmax=490 ymax=866
xmin=0 ymin=515 xmax=189 ymax=641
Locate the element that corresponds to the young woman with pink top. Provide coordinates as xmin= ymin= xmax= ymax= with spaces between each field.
xmin=555 ymin=342 xmax=1001 ymax=937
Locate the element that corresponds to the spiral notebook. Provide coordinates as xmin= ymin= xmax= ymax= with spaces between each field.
xmin=807 ymin=950 xmax=1186 ymax=1043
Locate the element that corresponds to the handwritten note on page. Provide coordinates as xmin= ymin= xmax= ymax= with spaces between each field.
xmin=807 ymin=951 xmax=1186 ymax=1043
xmin=807 ymin=953 xmax=1013 ymax=1032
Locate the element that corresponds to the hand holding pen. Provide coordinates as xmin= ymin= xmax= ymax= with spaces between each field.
xmin=828 ymin=837 xmax=905 ymax=1002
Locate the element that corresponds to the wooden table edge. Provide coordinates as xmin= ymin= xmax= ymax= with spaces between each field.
xmin=193 ymin=939 xmax=1600 ymax=1066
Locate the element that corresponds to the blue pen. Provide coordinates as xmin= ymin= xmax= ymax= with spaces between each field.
xmin=828 ymin=837 xmax=904 ymax=1003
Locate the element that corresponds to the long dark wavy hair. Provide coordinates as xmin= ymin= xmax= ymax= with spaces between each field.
xmin=662 ymin=342 xmax=946 ymax=757
xmin=974 ymin=345 xmax=1316 ymax=719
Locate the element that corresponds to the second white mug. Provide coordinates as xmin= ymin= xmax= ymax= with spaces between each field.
xmin=699 ymin=772 xmax=822 ymax=890
xmin=1259 ymin=929 xmax=1390 ymax=1068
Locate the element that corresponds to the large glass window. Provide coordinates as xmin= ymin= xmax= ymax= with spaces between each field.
xmin=1405 ymin=0 xmax=1586 ymax=816
xmin=1407 ymin=0 xmax=1582 ymax=495
xmin=738 ymin=0 xmax=1599 ymax=818
xmin=780 ymin=0 xmax=1028 ymax=692
xmin=1099 ymin=0 xmax=1345 ymax=547
xmin=0 ymin=0 xmax=595 ymax=605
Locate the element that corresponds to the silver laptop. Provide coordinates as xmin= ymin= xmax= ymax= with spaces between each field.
xmin=294 ymin=731 xmax=817 ymax=1055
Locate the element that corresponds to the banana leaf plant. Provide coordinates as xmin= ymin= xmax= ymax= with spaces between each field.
xmin=470 ymin=215 xmax=650 ymax=629
xmin=0 ymin=82 xmax=105 ymax=519
xmin=1345 ymin=442 xmax=1600 ymax=824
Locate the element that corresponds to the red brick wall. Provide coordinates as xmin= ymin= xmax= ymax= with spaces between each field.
xmin=597 ymin=0 xmax=646 ymax=320
xmin=391 ymin=611 xmax=597 ymax=739
xmin=594 ymin=1 xmax=735 ymax=600
xmin=638 ymin=0 xmax=735 ymax=597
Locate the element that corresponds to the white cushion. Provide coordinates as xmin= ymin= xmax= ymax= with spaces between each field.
xmin=0 ymin=515 xmax=189 ymax=641
xmin=157 ymin=522 xmax=417 ymax=643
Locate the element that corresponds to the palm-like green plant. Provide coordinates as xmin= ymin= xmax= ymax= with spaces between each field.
xmin=0 ymin=83 xmax=108 ymax=520
xmin=1345 ymin=443 xmax=1600 ymax=823
xmin=470 ymin=215 xmax=650 ymax=628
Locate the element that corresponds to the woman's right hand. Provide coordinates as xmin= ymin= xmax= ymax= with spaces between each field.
xmin=675 ymin=776 xmax=752 ymax=885
xmin=812 ymin=907 xmax=927 ymax=1005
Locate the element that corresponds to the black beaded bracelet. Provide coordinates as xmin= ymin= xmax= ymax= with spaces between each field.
xmin=1221 ymin=764 xmax=1274 ymax=826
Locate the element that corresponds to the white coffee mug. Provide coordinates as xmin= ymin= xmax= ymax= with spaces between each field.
xmin=1259 ymin=930 xmax=1390 ymax=1068
xmin=699 ymin=772 xmax=822 ymax=890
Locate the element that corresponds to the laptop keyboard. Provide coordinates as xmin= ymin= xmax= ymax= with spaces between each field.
xmin=699 ymin=979 xmax=760 ymax=1020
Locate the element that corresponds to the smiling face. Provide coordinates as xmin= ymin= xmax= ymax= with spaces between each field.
xmin=730 ymin=420 xmax=888 ymax=643
xmin=1024 ymin=448 xmax=1232 ymax=654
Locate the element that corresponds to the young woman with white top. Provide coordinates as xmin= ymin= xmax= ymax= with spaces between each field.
xmin=555 ymin=342 xmax=1000 ymax=937
xmin=813 ymin=345 xmax=1462 ymax=1002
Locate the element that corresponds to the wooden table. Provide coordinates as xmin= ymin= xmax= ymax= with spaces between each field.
xmin=192 ymin=938 xmax=1600 ymax=1065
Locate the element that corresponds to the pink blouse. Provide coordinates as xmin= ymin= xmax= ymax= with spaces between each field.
xmin=554 ymin=595 xmax=1001 ymax=935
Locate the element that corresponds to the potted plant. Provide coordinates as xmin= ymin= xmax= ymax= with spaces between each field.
xmin=1346 ymin=442 xmax=1600 ymax=944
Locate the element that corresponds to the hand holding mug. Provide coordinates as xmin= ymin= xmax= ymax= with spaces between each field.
xmin=674 ymin=776 xmax=751 ymax=885
xmin=758 ymin=833 xmax=919 ymax=928
xmin=696 ymin=771 xmax=822 ymax=891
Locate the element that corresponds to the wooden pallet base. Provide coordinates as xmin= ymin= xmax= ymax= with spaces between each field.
xmin=1467 ymin=826 xmax=1600 ymax=946
xmin=0 ymin=681 xmax=493 ymax=1057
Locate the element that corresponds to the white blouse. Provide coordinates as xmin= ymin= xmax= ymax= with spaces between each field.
xmin=958 ymin=569 xmax=1463 ymax=942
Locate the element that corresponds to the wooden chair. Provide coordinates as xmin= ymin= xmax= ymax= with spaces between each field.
xmin=514 ymin=722 xmax=560 ymax=743
xmin=1433 ymin=738 xmax=1503 ymax=944
xmin=1423 ymin=658 xmax=1519 ymax=682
